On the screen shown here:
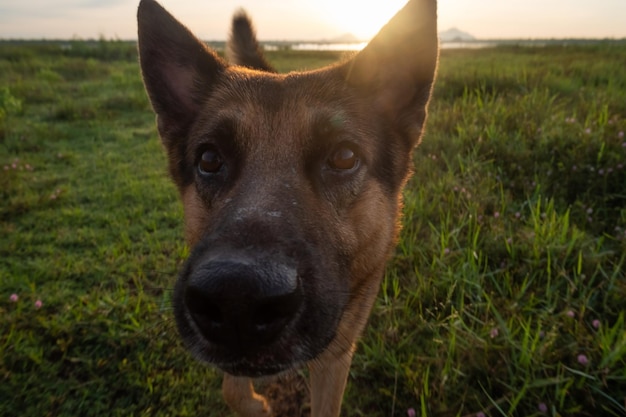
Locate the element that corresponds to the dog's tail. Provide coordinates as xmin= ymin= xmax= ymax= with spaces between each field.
xmin=227 ymin=10 xmax=276 ymax=73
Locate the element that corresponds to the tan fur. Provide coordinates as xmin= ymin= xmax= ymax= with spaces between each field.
xmin=180 ymin=186 xmax=207 ymax=246
xmin=223 ymin=375 xmax=272 ymax=416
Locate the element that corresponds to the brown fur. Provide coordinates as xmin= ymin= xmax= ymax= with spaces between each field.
xmin=137 ymin=0 xmax=438 ymax=416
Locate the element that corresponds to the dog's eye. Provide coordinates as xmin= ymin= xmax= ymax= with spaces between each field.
xmin=328 ymin=144 xmax=359 ymax=171
xmin=198 ymin=146 xmax=223 ymax=175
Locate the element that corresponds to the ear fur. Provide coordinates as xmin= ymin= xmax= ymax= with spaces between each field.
xmin=227 ymin=10 xmax=276 ymax=72
xmin=343 ymin=0 xmax=438 ymax=148
xmin=137 ymin=0 xmax=227 ymax=139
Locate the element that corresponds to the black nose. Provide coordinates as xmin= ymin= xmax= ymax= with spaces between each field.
xmin=184 ymin=256 xmax=302 ymax=351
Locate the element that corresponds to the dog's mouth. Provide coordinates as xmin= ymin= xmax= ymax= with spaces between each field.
xmin=218 ymin=361 xmax=292 ymax=378
xmin=199 ymin=343 xmax=308 ymax=377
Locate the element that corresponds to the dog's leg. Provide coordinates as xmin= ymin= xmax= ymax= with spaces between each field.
xmin=222 ymin=374 xmax=271 ymax=417
xmin=308 ymin=346 xmax=355 ymax=417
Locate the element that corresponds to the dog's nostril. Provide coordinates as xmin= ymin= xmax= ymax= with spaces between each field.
xmin=185 ymin=286 xmax=224 ymax=325
xmin=255 ymin=308 xmax=283 ymax=327
xmin=194 ymin=304 xmax=224 ymax=327
xmin=254 ymin=301 xmax=291 ymax=328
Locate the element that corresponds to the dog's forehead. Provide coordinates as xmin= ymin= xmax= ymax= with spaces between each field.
xmin=198 ymin=69 xmax=357 ymax=146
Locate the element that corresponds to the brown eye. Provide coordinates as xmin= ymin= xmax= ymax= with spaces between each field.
xmin=198 ymin=147 xmax=223 ymax=174
xmin=328 ymin=145 xmax=359 ymax=170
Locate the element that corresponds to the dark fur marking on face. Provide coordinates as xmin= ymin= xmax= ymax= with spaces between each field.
xmin=191 ymin=118 xmax=244 ymax=201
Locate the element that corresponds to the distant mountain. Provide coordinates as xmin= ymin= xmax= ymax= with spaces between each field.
xmin=329 ymin=33 xmax=361 ymax=43
xmin=439 ymin=28 xmax=476 ymax=42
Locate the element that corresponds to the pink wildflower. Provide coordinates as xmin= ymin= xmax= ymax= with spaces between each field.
xmin=407 ymin=408 xmax=416 ymax=417
xmin=577 ymin=354 xmax=589 ymax=366
xmin=34 ymin=299 xmax=43 ymax=309
xmin=10 ymin=293 xmax=19 ymax=302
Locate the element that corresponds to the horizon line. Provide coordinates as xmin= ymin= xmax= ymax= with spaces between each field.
xmin=1 ymin=36 xmax=626 ymax=42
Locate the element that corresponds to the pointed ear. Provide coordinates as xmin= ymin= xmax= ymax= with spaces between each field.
xmin=344 ymin=0 xmax=438 ymax=147
xmin=137 ymin=0 xmax=227 ymax=139
xmin=227 ymin=10 xmax=276 ymax=72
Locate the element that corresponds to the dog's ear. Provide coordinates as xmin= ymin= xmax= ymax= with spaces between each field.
xmin=343 ymin=0 xmax=438 ymax=148
xmin=137 ymin=0 xmax=227 ymax=139
xmin=227 ymin=10 xmax=276 ymax=72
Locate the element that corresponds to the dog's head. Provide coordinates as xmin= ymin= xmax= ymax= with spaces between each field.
xmin=138 ymin=0 xmax=437 ymax=377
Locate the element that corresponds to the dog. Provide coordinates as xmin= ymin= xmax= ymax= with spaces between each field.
xmin=137 ymin=0 xmax=438 ymax=415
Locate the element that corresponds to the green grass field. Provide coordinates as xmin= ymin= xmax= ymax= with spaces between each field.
xmin=1 ymin=40 xmax=625 ymax=416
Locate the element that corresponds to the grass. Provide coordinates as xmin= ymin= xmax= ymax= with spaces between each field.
xmin=1 ymin=40 xmax=625 ymax=417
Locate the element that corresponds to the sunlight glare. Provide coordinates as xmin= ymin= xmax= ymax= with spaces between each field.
xmin=318 ymin=0 xmax=409 ymax=40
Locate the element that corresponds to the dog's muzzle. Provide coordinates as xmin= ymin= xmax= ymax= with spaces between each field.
xmin=173 ymin=221 xmax=348 ymax=376
xmin=184 ymin=254 xmax=303 ymax=352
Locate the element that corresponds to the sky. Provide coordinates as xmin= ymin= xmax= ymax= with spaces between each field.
xmin=1 ymin=0 xmax=625 ymax=40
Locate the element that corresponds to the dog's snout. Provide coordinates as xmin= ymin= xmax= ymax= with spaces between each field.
xmin=184 ymin=257 xmax=302 ymax=351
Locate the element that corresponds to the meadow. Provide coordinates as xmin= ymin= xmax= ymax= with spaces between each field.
xmin=1 ymin=39 xmax=625 ymax=416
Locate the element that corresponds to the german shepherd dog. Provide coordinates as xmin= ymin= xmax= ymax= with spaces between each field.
xmin=137 ymin=0 xmax=438 ymax=415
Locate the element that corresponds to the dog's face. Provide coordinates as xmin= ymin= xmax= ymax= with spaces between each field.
xmin=138 ymin=0 xmax=437 ymax=377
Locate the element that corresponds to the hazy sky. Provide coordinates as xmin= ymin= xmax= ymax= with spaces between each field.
xmin=1 ymin=0 xmax=625 ymax=40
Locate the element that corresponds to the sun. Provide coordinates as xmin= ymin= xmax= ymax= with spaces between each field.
xmin=319 ymin=0 xmax=409 ymax=40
